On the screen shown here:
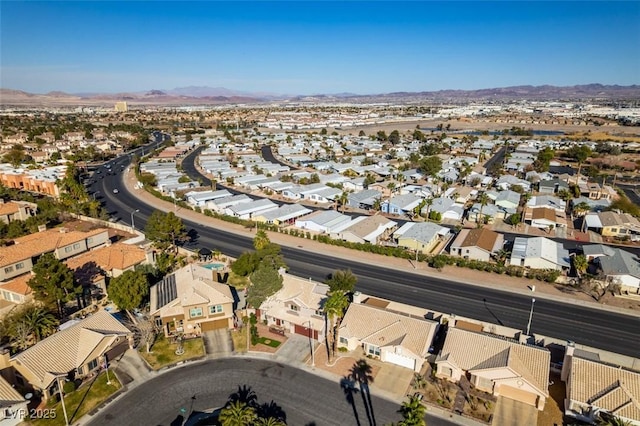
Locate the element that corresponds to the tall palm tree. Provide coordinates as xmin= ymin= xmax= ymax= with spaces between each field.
xmin=326 ymin=269 xmax=358 ymax=293
xmin=324 ymin=290 xmax=349 ymax=359
xmin=338 ymin=191 xmax=349 ymax=213
xmin=477 ymin=192 xmax=489 ymax=224
xmin=257 ymin=401 xmax=286 ymax=424
xmin=255 ymin=418 xmax=286 ymax=426
xmin=21 ymin=305 xmax=58 ymax=342
xmin=372 ymin=197 xmax=382 ymax=212
xmin=573 ymin=254 xmax=588 ymax=277
xmin=219 ymin=401 xmax=257 ymax=426
xmin=596 ymin=411 xmax=632 ymax=426
xmin=350 ymin=359 xmax=375 ymax=426
xmin=424 ymin=198 xmax=434 ymax=221
xmin=253 ymin=229 xmax=270 ymax=250
xmin=229 ymin=385 xmax=258 ymax=407
xmin=397 ymin=395 xmax=427 ymax=426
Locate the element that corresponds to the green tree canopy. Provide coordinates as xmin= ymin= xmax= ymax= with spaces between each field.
xmin=247 ymin=265 xmax=283 ymax=309
xmin=418 ymin=155 xmax=442 ymax=178
xmin=534 ymin=147 xmax=555 ymax=172
xmin=28 ymin=252 xmax=79 ymax=317
xmin=253 ymin=229 xmax=270 ymax=250
xmin=144 ymin=210 xmax=187 ymax=251
xmin=388 ymin=130 xmax=401 ymax=145
xmin=107 ymin=269 xmax=149 ymax=312
xmin=326 ymin=269 xmax=357 ymax=293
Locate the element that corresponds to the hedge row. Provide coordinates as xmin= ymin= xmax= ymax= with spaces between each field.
xmin=428 ymin=254 xmax=560 ymax=282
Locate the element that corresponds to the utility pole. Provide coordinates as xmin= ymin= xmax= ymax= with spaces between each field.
xmin=526 ymin=286 xmax=536 ymax=336
xmin=56 ymin=375 xmax=70 ymax=426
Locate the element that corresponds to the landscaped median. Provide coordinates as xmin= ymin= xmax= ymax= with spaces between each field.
xmin=139 ymin=335 xmax=205 ymax=370
xmin=29 ymin=371 xmax=121 ymax=426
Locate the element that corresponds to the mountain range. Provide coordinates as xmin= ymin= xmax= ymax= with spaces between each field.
xmin=1 ymin=84 xmax=639 ymax=106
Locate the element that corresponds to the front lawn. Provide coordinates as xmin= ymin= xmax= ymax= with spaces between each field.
xmin=31 ymin=371 xmax=121 ymax=426
xmin=228 ymin=271 xmax=249 ymax=289
xmin=139 ymin=335 xmax=204 ymax=370
xmin=258 ymin=337 xmax=281 ymax=348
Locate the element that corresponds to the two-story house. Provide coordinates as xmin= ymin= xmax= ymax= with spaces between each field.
xmin=149 ymin=264 xmax=235 ymax=337
xmin=0 ymin=227 xmax=110 ymax=282
xmin=257 ymin=273 xmax=328 ymax=342
xmin=0 ymin=200 xmax=35 ymax=224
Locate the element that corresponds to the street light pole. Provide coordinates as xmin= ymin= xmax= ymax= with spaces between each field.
xmin=130 ymin=209 xmax=139 ymax=232
xmin=56 ymin=375 xmax=70 ymax=426
xmin=526 ymin=297 xmax=536 ymax=336
xmin=307 ymin=320 xmax=315 ymax=367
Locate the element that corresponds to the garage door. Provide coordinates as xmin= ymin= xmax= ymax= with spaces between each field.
xmin=499 ymin=384 xmax=539 ymax=407
xmin=294 ymin=324 xmax=318 ymax=340
xmin=200 ymin=318 xmax=228 ymax=332
xmin=384 ymin=351 xmax=416 ymax=370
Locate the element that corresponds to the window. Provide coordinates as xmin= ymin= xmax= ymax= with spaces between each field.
xmin=64 ymin=246 xmax=72 ymax=253
xmin=190 ymin=307 xmax=203 ymax=318
xmin=77 ymin=366 xmax=84 ymax=376
xmin=209 ymin=305 xmax=223 ymax=314
xmin=290 ymin=304 xmax=299 ymax=311
xmin=87 ymin=358 xmax=99 ymax=371
xmin=611 ymin=228 xmax=618 ymax=233
xmin=4 ymin=266 xmax=12 ymax=274
xmin=15 ymin=262 xmax=24 ymax=270
xmin=368 ymin=345 xmax=380 ymax=356
xmin=1 ymin=291 xmax=10 ymax=300
xmin=87 ymin=237 xmax=93 ymax=244
xmin=73 ymin=243 xmax=81 ymax=249
xmin=339 ymin=337 xmax=348 ymax=345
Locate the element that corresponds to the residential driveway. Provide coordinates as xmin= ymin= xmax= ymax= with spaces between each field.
xmin=203 ymin=329 xmax=232 ymax=359
xmin=373 ymin=363 xmax=414 ymax=398
xmin=492 ymin=396 xmax=538 ymax=426
xmin=274 ymin=334 xmax=314 ymax=364
xmin=111 ymin=348 xmax=153 ymax=385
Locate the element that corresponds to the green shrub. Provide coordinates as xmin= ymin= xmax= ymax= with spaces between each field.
xmin=63 ymin=380 xmax=76 ymax=394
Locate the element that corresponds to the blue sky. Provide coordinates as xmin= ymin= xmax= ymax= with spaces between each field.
xmin=1 ymin=1 xmax=639 ymax=95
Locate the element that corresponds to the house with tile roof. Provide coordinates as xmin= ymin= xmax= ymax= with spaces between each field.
xmin=2 ymin=310 xmax=132 ymax=401
xmin=0 ymin=200 xmax=35 ymax=224
xmin=0 ymin=375 xmax=27 ymax=426
xmin=0 ymin=227 xmax=110 ymax=282
xmin=337 ymin=299 xmax=438 ymax=372
xmin=65 ymin=242 xmax=154 ymax=300
xmin=0 ymin=274 xmax=33 ymax=315
xmin=561 ymin=343 xmax=640 ymax=425
xmin=436 ymin=327 xmax=550 ymax=410
xmin=450 ymin=228 xmax=504 ymax=262
xmin=258 ymin=273 xmax=328 ymax=342
xmin=149 ymin=263 xmax=234 ymax=337
xmin=523 ymin=207 xmax=568 ymax=229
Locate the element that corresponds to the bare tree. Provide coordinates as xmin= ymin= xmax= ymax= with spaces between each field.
xmin=138 ymin=316 xmax=158 ymax=353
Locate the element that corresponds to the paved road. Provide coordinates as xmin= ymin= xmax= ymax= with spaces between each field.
xmin=261 ymin=144 xmax=299 ymax=170
xmin=87 ymin=358 xmax=454 ymax=426
xmin=93 ymin=166 xmax=640 ymax=358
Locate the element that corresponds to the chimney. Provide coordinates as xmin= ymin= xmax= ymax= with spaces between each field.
xmin=352 ymin=291 xmax=364 ymax=304
xmin=561 ymin=341 xmax=575 ymax=382
xmin=38 ymin=224 xmax=47 ymax=232
xmin=59 ymin=227 xmax=68 ymax=233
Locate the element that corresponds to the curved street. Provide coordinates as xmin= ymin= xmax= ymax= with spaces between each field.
xmin=87 ymin=358 xmax=454 ymax=426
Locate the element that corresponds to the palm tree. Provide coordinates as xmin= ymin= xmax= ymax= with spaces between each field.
xmin=573 ymin=254 xmax=588 ymax=277
xmin=326 ymin=269 xmax=358 ymax=293
xmin=255 ymin=418 xmax=286 ymax=426
xmin=21 ymin=305 xmax=58 ymax=342
xmin=387 ymin=182 xmax=396 ymax=195
xmin=411 ymin=373 xmax=427 ymax=391
xmin=229 ymin=385 xmax=258 ymax=407
xmin=338 ymin=191 xmax=349 ymax=213
xmin=350 ymin=359 xmax=375 ymax=426
xmin=596 ymin=411 xmax=632 ymax=426
xmin=424 ymin=198 xmax=433 ymax=221
xmin=253 ymin=229 xmax=270 ymax=250
xmin=372 ymin=197 xmax=382 ymax=212
xmin=573 ymin=201 xmax=591 ymax=217
xmin=324 ymin=290 xmax=349 ymax=359
xmin=219 ymin=401 xmax=257 ymax=426
xmin=397 ymin=395 xmax=427 ymax=426
xmin=477 ymin=192 xmax=489 ymax=224
xmin=257 ymin=401 xmax=286 ymax=425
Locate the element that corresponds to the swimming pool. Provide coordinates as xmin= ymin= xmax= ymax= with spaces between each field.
xmin=202 ymin=262 xmax=226 ymax=271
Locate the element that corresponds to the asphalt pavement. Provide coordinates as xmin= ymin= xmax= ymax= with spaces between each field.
xmin=86 ymin=358 xmax=456 ymax=426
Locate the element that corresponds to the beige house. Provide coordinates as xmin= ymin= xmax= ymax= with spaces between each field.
xmin=562 ymin=344 xmax=640 ymax=425
xmin=337 ymin=298 xmax=438 ymax=372
xmin=436 ymin=327 xmax=550 ymax=410
xmin=331 ymin=214 xmax=397 ymax=245
xmin=258 ymin=273 xmax=328 ymax=342
xmin=394 ymin=222 xmax=450 ymax=255
xmin=65 ymin=242 xmax=154 ymax=299
xmin=0 ymin=200 xmax=35 ymax=224
xmin=0 ymin=375 xmax=27 ymax=426
xmin=450 ymin=228 xmax=504 ymax=262
xmin=150 ymin=264 xmax=234 ymax=337
xmin=0 ymin=227 xmax=110 ymax=282
xmin=0 ymin=274 xmax=33 ymax=315
xmin=1 ymin=310 xmax=132 ymax=401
